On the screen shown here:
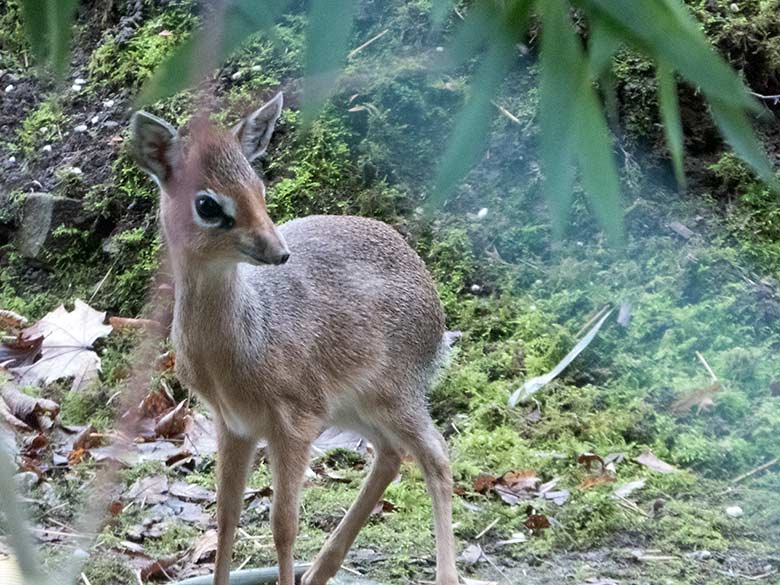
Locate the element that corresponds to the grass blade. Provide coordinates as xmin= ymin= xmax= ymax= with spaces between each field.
xmin=430 ymin=35 xmax=516 ymax=204
xmin=580 ymin=0 xmax=755 ymax=110
xmin=657 ymin=64 xmax=685 ymax=187
xmin=537 ymin=0 xmax=583 ymax=238
xmin=710 ymin=99 xmax=774 ymax=182
xmin=587 ymin=18 xmax=621 ymax=79
xmin=18 ymin=0 xmax=78 ymax=75
xmin=431 ymin=0 xmax=454 ymax=28
xmin=574 ymin=82 xmax=625 ymax=247
xmin=301 ymin=0 xmax=357 ymax=126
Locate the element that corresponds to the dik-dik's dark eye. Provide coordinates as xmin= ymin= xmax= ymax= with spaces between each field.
xmin=195 ymin=194 xmax=223 ymax=220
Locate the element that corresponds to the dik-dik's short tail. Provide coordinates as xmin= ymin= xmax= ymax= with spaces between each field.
xmin=428 ymin=330 xmax=461 ymax=387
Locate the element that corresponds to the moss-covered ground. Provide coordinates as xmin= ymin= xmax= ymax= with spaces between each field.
xmin=1 ymin=1 xmax=780 ymax=583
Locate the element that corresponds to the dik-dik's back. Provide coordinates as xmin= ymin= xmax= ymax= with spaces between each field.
xmin=131 ymin=93 xmax=459 ymax=585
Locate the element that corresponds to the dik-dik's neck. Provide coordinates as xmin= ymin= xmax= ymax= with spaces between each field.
xmin=170 ymin=253 xmax=264 ymax=342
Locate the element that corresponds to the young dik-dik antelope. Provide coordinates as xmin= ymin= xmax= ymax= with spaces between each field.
xmin=130 ymin=93 xmax=458 ymax=585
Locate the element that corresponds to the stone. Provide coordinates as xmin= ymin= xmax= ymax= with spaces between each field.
xmin=74 ymin=124 xmax=88 ymax=133
xmin=14 ymin=192 xmax=86 ymax=258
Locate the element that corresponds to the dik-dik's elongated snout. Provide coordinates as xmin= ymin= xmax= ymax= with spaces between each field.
xmin=240 ymin=226 xmax=290 ymax=266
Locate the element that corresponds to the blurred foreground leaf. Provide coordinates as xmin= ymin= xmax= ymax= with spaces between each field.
xmin=18 ymin=0 xmax=79 ymax=75
xmin=657 ymin=65 xmax=685 ymax=187
xmin=301 ymin=0 xmax=357 ymax=126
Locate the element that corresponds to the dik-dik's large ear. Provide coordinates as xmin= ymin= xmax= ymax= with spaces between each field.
xmin=130 ymin=111 xmax=179 ymax=185
xmin=232 ymin=92 xmax=283 ymax=162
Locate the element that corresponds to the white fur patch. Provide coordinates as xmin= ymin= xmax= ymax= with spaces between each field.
xmin=192 ymin=189 xmax=237 ymax=228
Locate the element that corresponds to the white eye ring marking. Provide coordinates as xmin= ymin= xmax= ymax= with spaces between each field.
xmin=192 ymin=189 xmax=237 ymax=228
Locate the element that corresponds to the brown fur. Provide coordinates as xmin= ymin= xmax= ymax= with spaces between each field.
xmin=130 ymin=100 xmax=458 ymax=585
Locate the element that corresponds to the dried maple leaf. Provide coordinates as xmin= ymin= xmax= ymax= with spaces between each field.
xmin=580 ymin=474 xmax=616 ymax=489
xmin=11 ymin=300 xmax=113 ymax=391
xmin=671 ymin=381 xmax=721 ymax=415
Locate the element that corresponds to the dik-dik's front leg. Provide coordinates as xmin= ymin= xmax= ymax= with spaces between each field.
xmin=267 ymin=432 xmax=316 ymax=585
xmin=214 ymin=423 xmax=257 ymax=585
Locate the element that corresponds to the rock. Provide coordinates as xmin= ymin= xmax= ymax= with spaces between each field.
xmin=74 ymin=124 xmax=88 ymax=133
xmin=42 ymin=145 xmax=52 ymax=152
xmin=4 ymin=84 xmax=14 ymax=92
xmin=725 ymin=505 xmax=743 ymax=518
xmin=74 ymin=77 xmax=86 ymax=85
xmin=103 ymin=120 xmax=119 ymax=129
xmin=14 ymin=471 xmax=39 ymax=492
xmin=70 ymin=83 xmax=82 ymax=92
xmin=91 ymin=115 xmax=100 ymax=124
xmin=14 ymin=192 xmax=86 ymax=258
xmin=103 ymin=99 xmax=115 ymax=108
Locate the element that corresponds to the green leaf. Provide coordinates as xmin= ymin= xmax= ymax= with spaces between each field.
xmin=137 ymin=0 xmax=289 ymax=105
xmin=431 ymin=0 xmax=454 ymax=28
xmin=588 ymin=19 xmax=621 ymax=79
xmin=580 ymin=0 xmax=755 ymax=111
xmin=657 ymin=64 xmax=685 ymax=187
xmin=438 ymin=1 xmax=497 ymax=68
xmin=429 ymin=35 xmax=517 ymax=205
xmin=18 ymin=0 xmax=78 ymax=76
xmin=537 ymin=0 xmax=583 ymax=238
xmin=301 ymin=0 xmax=357 ymax=126
xmin=710 ymin=99 xmax=774 ymax=182
xmin=574 ymin=82 xmax=625 ymax=247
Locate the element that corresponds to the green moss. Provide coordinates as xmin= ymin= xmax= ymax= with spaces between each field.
xmin=88 ymin=3 xmax=197 ymax=91
xmin=16 ymin=97 xmax=69 ymax=156
xmin=0 ymin=0 xmax=25 ymax=68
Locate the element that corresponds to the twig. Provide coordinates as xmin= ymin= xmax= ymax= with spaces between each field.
xmin=347 ymin=29 xmax=389 ymax=60
xmin=695 ymin=351 xmax=718 ymax=382
xmin=89 ymin=265 xmax=113 ymax=302
xmin=615 ymin=494 xmax=649 ymax=517
xmin=492 ymin=101 xmax=523 ymax=125
xmin=237 ymin=556 xmax=252 ymax=571
xmin=483 ymin=551 xmax=513 ymax=585
xmin=81 ymin=573 xmax=93 ymax=585
xmin=475 ymin=516 xmax=500 ymax=539
xmin=731 ymin=455 xmax=780 ymax=485
xmin=749 ymin=91 xmax=780 ymax=103
xmin=339 ymin=564 xmax=363 ymax=577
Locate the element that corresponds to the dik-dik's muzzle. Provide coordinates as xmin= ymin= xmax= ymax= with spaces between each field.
xmin=241 ymin=227 xmax=290 ymax=266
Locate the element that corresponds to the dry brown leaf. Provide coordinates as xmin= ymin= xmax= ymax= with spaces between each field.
xmin=671 ymin=381 xmax=721 ymax=415
xmin=635 ymin=450 xmax=677 ymax=474
xmin=580 ymin=474 xmax=616 ymax=489
xmin=1 ymin=384 xmax=60 ymax=431
xmin=0 ymin=309 xmax=28 ymax=331
xmin=155 ymin=351 xmax=176 ymax=372
xmin=155 ymin=400 xmax=189 ymax=438
xmin=578 ymin=452 xmax=606 ymax=473
xmin=190 ymin=529 xmax=219 ymax=564
xmin=125 ymin=475 xmax=169 ymax=505
xmin=109 ymin=316 xmax=165 ymax=334
xmin=11 ymin=300 xmax=112 ymax=391
xmin=523 ymin=507 xmax=551 ymax=534
xmin=0 ymin=333 xmax=42 ymax=368
xmin=502 ymin=469 xmax=541 ymax=491
xmin=473 ymin=473 xmax=498 ymax=494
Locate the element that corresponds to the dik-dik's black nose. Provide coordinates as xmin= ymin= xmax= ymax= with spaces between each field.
xmin=275 ymin=252 xmax=290 ymax=265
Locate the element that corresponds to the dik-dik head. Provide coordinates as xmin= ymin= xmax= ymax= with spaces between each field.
xmin=130 ymin=93 xmax=290 ymax=268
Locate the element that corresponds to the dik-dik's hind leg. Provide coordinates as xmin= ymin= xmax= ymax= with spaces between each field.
xmin=302 ymin=443 xmax=402 ymax=585
xmin=214 ymin=424 xmax=257 ymax=585
xmin=267 ymin=432 xmax=316 ymax=585
xmin=400 ymin=416 xmax=458 ymax=585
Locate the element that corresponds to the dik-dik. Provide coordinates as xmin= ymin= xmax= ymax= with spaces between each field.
xmin=130 ymin=93 xmax=458 ymax=585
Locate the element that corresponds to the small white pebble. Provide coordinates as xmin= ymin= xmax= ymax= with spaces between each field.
xmin=103 ymin=99 xmax=115 ymax=108
xmin=725 ymin=505 xmax=743 ymax=518
xmin=91 ymin=115 xmax=100 ymax=124
xmin=414 ymin=206 xmax=424 ymax=216
xmin=251 ymin=65 xmax=262 ymax=71
xmin=39 ymin=126 xmax=49 ymax=134
xmin=470 ymin=284 xmax=482 ymax=294
xmin=729 ymin=2 xmax=739 ymax=11
xmin=74 ymin=77 xmax=86 ymax=85
xmin=74 ymin=124 xmax=88 ymax=133
xmin=42 ymin=144 xmax=52 ymax=152
xmin=534 ymin=279 xmax=543 ymax=285
xmin=529 ymin=304 xmax=537 ymax=311
xmin=65 ymin=166 xmax=83 ymax=175
xmin=71 ymin=83 xmax=82 ymax=92
xmin=8 ymin=156 xmax=16 ymax=163
xmin=231 ymin=71 xmax=243 ymax=80
xmin=4 ymin=84 xmax=14 ymax=92
xmin=576 ymin=241 xmax=584 ymax=247
xmin=476 ymin=207 xmax=488 ymax=219
xmin=435 ymin=46 xmax=444 ymax=52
